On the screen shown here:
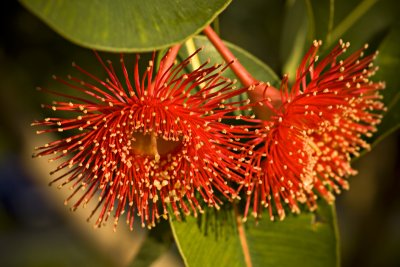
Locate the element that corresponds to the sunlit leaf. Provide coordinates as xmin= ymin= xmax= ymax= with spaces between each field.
xmin=20 ymin=0 xmax=231 ymax=52
xmin=171 ymin=202 xmax=338 ymax=267
xmin=171 ymin=207 xmax=245 ymax=267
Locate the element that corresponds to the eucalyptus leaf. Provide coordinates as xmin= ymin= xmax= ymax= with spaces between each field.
xmin=20 ymin=0 xmax=231 ymax=52
xmin=246 ymin=202 xmax=338 ymax=267
xmin=171 ymin=202 xmax=338 ymax=267
xmin=171 ymin=207 xmax=245 ymax=267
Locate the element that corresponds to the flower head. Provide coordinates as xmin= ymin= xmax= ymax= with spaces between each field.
xmin=32 ymin=48 xmax=248 ymax=230
xmin=242 ymin=40 xmax=385 ymax=221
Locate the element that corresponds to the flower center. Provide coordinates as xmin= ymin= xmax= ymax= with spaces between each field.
xmin=131 ymin=132 xmax=182 ymax=162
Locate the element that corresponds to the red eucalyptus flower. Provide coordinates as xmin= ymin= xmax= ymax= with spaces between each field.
xmin=242 ymin=40 xmax=385 ymax=221
xmin=32 ymin=47 xmax=249 ymax=230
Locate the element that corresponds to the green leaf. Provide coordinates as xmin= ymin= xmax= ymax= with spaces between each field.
xmin=245 ymin=202 xmax=339 ymax=267
xmin=20 ymin=0 xmax=231 ymax=52
xmin=171 ymin=207 xmax=245 ymax=267
xmin=171 ymin=202 xmax=339 ymax=267
xmin=171 ymin=36 xmax=338 ymax=267
xmin=372 ymin=23 xmax=400 ymax=146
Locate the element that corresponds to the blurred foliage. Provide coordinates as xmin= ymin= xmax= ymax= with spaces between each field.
xmin=374 ymin=23 xmax=400 ymax=146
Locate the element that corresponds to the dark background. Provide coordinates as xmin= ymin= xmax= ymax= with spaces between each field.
xmin=0 ymin=0 xmax=399 ymax=266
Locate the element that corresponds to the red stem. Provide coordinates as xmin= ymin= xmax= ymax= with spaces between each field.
xmin=203 ymin=26 xmax=281 ymax=119
xmin=203 ymin=26 xmax=256 ymax=87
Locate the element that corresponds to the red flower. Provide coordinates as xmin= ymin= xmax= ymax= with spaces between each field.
xmin=242 ymin=40 xmax=386 ymax=221
xmin=32 ymin=48 xmax=249 ymax=230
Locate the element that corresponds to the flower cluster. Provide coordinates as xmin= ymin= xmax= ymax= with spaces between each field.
xmin=32 ymin=48 xmax=250 ymax=230
xmin=33 ymin=37 xmax=385 ymax=229
xmin=241 ymin=40 xmax=385 ymax=221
